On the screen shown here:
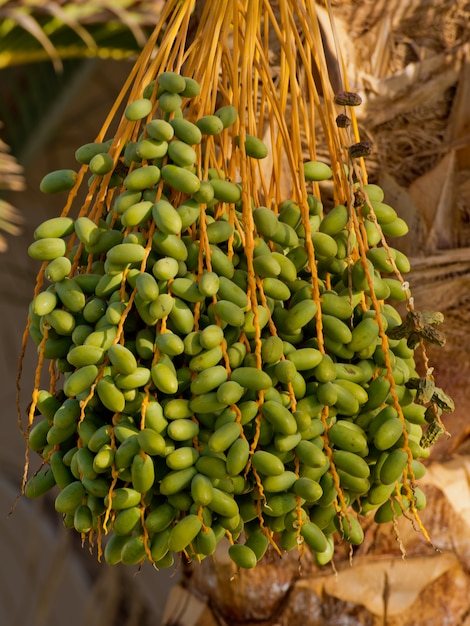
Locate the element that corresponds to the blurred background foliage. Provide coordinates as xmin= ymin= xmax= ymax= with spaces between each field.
xmin=0 ymin=0 xmax=164 ymax=250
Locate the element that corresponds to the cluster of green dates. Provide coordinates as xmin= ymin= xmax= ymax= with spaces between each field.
xmin=26 ymin=71 xmax=430 ymax=571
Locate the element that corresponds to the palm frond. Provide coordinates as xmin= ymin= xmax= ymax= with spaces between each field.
xmin=0 ymin=132 xmax=24 ymax=251
xmin=0 ymin=1 xmax=165 ymax=69
xmin=0 ymin=137 xmax=24 ymax=192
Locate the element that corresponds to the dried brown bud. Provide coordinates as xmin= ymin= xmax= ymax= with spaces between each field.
xmin=420 ymin=420 xmax=445 ymax=448
xmin=405 ymin=377 xmax=435 ymax=405
xmin=424 ymin=405 xmax=439 ymax=424
xmin=113 ymin=160 xmax=130 ymax=179
xmin=407 ymin=332 xmax=421 ymax=349
xmin=334 ymin=91 xmax=362 ymax=106
xmin=348 ymin=141 xmax=372 ymax=159
xmin=388 ymin=310 xmax=446 ymax=348
xmin=335 ymin=113 xmax=351 ymax=128
xmin=432 ymin=388 xmax=455 ymax=413
xmin=420 ymin=325 xmax=446 ymax=347
xmin=421 ymin=311 xmax=445 ymax=326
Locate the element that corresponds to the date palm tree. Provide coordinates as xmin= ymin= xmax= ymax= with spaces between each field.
xmin=3 ymin=2 xmax=470 ymax=626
